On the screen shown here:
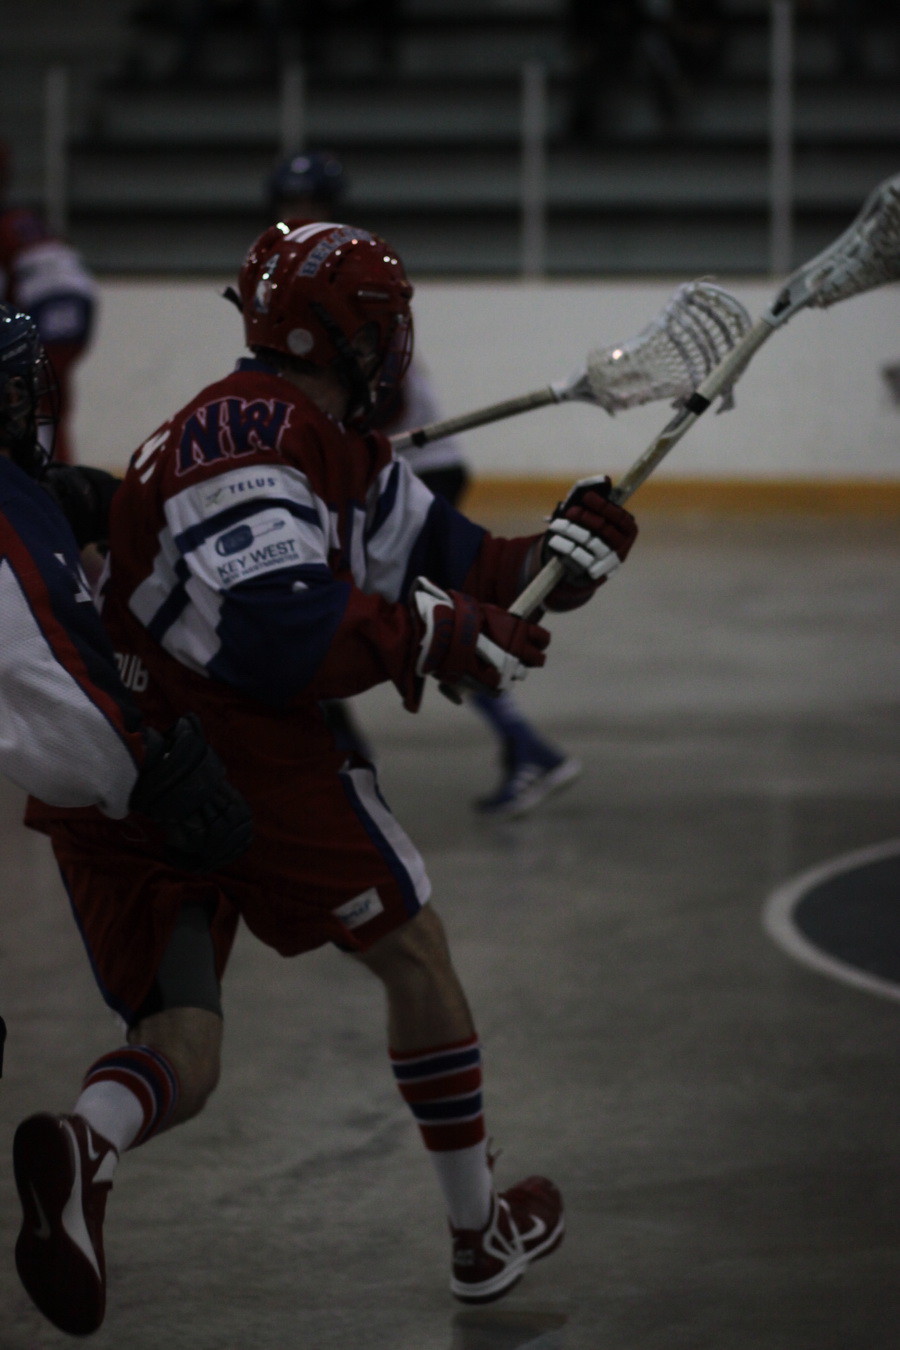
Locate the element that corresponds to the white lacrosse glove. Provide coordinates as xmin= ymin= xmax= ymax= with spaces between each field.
xmin=540 ymin=475 xmax=638 ymax=611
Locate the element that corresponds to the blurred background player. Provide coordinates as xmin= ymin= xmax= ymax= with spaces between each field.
xmin=267 ymin=149 xmax=582 ymax=816
xmin=12 ymin=220 xmax=637 ymax=1334
xmin=0 ymin=300 xmax=252 ymax=1091
xmin=0 ymin=141 xmax=97 ymax=464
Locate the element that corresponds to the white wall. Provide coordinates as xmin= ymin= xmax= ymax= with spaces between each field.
xmin=73 ymin=278 xmax=900 ymax=480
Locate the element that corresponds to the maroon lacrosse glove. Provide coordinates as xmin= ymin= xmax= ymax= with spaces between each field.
xmin=540 ymin=475 xmax=638 ymax=611
xmin=403 ymin=577 xmax=550 ymax=710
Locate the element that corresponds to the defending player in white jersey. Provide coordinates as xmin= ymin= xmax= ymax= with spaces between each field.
xmin=0 ymin=303 xmax=252 ymax=1089
xmin=15 ymin=222 xmax=637 ymax=1334
xmin=0 ymin=309 xmax=144 ymax=820
xmin=0 ymin=301 xmax=252 ymax=850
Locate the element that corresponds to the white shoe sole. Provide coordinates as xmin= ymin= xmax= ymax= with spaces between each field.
xmin=450 ymin=1214 xmax=566 ymax=1302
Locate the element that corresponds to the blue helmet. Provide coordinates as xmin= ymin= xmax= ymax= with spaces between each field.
xmin=0 ymin=303 xmax=57 ymax=477
xmin=267 ymin=150 xmax=346 ymax=216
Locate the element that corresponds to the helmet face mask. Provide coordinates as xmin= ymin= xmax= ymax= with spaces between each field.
xmin=349 ymin=322 xmax=380 ymax=379
xmin=373 ymin=308 xmax=413 ymax=420
xmin=237 ymin=220 xmax=414 ymax=426
xmin=0 ymin=304 xmax=58 ymax=478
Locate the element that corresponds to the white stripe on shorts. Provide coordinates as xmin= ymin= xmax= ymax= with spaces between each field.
xmin=340 ymin=761 xmax=431 ymax=910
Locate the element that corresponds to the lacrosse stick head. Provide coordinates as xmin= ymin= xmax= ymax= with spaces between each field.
xmin=554 ymin=281 xmax=753 ymax=415
xmin=771 ymin=172 xmax=900 ymax=324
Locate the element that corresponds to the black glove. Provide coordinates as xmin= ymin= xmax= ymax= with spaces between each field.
xmin=129 ymin=715 xmax=253 ymax=872
xmin=42 ymin=464 xmax=122 ymax=549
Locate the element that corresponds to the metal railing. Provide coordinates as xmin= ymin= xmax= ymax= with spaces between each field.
xmin=43 ymin=10 xmax=800 ymax=274
xmin=769 ymin=0 xmax=795 ymax=276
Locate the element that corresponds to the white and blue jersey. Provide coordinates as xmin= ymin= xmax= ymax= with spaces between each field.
xmin=0 ymin=456 xmax=144 ymax=815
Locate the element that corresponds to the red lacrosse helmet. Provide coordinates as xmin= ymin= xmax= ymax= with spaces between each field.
xmin=236 ymin=219 xmax=414 ymax=423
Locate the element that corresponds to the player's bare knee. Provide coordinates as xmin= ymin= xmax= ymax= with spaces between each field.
xmin=358 ymin=904 xmax=453 ymax=984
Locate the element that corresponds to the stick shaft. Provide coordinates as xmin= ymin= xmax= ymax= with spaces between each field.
xmin=509 ymin=316 xmax=776 ymax=619
xmin=389 ymin=387 xmax=557 ymax=451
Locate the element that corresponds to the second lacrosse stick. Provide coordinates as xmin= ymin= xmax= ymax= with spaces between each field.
xmin=510 ymin=171 xmax=900 ymax=620
xmin=390 ymin=280 xmax=752 ymax=451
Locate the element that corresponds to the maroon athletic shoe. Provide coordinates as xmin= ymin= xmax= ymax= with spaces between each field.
xmin=450 ymin=1175 xmax=564 ymax=1303
xmin=13 ymin=1113 xmax=118 ymax=1336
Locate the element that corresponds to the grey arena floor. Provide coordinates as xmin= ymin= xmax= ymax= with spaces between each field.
xmin=2 ymin=509 xmax=900 ymax=1350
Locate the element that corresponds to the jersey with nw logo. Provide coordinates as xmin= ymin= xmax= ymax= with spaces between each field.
xmin=22 ymin=358 xmax=543 ymax=991
xmin=0 ymin=456 xmax=144 ymax=815
xmin=98 ymin=357 xmax=537 ymax=754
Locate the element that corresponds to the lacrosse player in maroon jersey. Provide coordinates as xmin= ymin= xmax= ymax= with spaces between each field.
xmin=0 ymin=142 xmax=97 ymax=464
xmin=16 ymin=220 xmax=637 ymax=1334
xmin=268 ymin=149 xmax=582 ymax=815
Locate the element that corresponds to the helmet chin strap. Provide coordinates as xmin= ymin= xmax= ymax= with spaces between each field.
xmin=309 ymin=302 xmax=374 ymax=423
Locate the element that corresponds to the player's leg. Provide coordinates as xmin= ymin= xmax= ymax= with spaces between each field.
xmin=354 ymin=901 xmax=474 ymax=1050
xmin=14 ymin=893 xmax=226 ymax=1336
xmin=355 ymin=904 xmax=564 ymax=1303
xmin=469 ymin=689 xmax=581 ymax=818
xmin=414 ymin=463 xmax=580 ymax=820
xmin=270 ymin=755 xmax=564 ymax=1304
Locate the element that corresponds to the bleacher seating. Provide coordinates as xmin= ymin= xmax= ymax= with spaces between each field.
xmin=3 ymin=0 xmax=899 ymax=275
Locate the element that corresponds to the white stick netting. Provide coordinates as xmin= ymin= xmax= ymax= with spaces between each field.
xmin=799 ymin=172 xmax=900 ymax=311
xmin=581 ymin=280 xmax=753 ymax=414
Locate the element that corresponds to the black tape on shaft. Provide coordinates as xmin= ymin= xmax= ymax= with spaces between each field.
xmin=0 ymin=1015 xmax=6 ymax=1077
xmin=685 ymin=391 xmax=712 ymax=415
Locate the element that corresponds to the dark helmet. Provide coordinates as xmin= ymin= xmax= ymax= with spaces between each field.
xmin=267 ymin=150 xmax=346 ymax=216
xmin=0 ymin=303 xmax=58 ymax=477
xmin=235 ymin=219 xmax=413 ymax=424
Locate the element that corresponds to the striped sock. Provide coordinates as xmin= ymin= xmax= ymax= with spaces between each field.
xmin=74 ymin=1046 xmax=180 ymax=1155
xmin=390 ymin=1034 xmax=493 ymax=1230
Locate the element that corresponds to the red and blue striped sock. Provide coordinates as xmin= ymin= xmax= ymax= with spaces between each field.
xmin=390 ymin=1034 xmax=493 ymax=1230
xmin=74 ymin=1045 xmax=180 ymax=1155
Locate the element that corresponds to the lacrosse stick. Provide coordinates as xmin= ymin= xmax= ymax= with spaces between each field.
xmin=509 ymin=170 xmax=900 ymax=620
xmin=390 ymin=280 xmax=753 ymax=451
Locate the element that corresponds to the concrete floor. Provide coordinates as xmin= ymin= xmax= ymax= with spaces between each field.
xmin=2 ymin=511 xmax=900 ymax=1349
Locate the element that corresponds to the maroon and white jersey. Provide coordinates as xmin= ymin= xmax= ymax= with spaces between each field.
xmin=23 ymin=357 xmax=542 ymax=994
xmin=0 ymin=208 xmax=96 ymax=347
xmin=99 ymin=356 xmax=535 ymax=770
xmin=0 ymin=456 xmax=144 ymax=815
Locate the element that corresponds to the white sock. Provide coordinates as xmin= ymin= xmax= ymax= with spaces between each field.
xmin=429 ymin=1138 xmax=493 ymax=1231
xmin=74 ymin=1080 xmax=144 ymax=1158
